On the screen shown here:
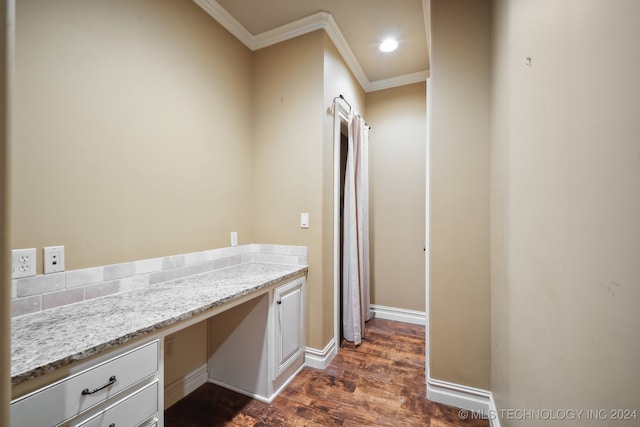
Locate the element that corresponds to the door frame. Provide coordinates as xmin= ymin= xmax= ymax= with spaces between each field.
xmin=332 ymin=99 xmax=350 ymax=348
xmin=425 ymin=77 xmax=432 ymax=375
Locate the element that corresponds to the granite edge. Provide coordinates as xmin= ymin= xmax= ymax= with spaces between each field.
xmin=11 ymin=264 xmax=308 ymax=387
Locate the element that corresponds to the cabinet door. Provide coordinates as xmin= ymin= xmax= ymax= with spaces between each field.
xmin=273 ymin=277 xmax=305 ymax=378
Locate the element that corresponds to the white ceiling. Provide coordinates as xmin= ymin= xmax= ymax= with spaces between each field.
xmin=192 ymin=0 xmax=430 ymax=92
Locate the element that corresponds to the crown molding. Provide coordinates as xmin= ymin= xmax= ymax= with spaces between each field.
xmin=368 ymin=70 xmax=430 ymax=92
xmin=252 ymin=11 xmax=330 ymax=50
xmin=192 ymin=0 xmax=429 ymax=92
xmin=320 ymin=13 xmax=370 ymax=92
xmin=192 ymin=0 xmax=253 ymax=47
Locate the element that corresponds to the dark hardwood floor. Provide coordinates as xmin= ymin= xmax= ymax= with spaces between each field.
xmin=165 ymin=318 xmax=489 ymax=427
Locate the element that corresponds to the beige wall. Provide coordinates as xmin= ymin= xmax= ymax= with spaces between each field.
xmin=429 ymin=0 xmax=491 ymax=388
xmin=366 ymin=83 xmax=426 ymax=311
xmin=251 ymin=31 xmax=326 ymax=349
xmin=164 ymin=321 xmax=207 ymax=407
xmin=1 ymin=1 xmax=12 ymax=423
xmin=13 ymin=0 xmax=254 ymax=399
xmin=491 ymin=0 xmax=640 ymax=423
xmin=13 ymin=0 xmax=254 ymax=271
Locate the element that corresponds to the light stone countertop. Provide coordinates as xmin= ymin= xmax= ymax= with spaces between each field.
xmin=11 ymin=262 xmax=307 ymax=387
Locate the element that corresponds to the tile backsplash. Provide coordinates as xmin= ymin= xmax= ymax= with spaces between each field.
xmin=11 ymin=244 xmax=307 ymax=318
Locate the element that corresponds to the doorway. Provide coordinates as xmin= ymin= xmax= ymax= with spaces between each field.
xmin=338 ymin=129 xmax=348 ymax=342
xmin=332 ymin=96 xmax=372 ymax=349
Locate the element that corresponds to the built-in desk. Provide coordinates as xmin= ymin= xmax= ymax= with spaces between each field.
xmin=11 ymin=262 xmax=307 ymax=427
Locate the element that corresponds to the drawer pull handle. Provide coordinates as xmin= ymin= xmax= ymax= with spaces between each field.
xmin=81 ymin=375 xmax=117 ymax=395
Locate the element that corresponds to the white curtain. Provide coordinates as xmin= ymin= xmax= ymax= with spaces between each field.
xmin=342 ymin=113 xmax=371 ymax=345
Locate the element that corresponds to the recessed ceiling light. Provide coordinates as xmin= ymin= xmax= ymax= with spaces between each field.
xmin=379 ymin=38 xmax=399 ymax=53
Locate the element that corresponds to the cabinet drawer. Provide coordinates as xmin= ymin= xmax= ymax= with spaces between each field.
xmin=75 ymin=380 xmax=158 ymax=427
xmin=11 ymin=340 xmax=158 ymax=427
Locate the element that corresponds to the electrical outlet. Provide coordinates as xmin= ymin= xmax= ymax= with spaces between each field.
xmin=230 ymin=231 xmax=238 ymax=247
xmin=11 ymin=248 xmax=37 ymax=279
xmin=43 ymin=246 xmax=65 ymax=274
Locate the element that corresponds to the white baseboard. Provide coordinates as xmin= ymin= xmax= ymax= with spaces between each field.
xmin=427 ymin=376 xmax=493 ymax=422
xmin=370 ymin=304 xmax=427 ymax=325
xmin=164 ymin=363 xmax=208 ymax=409
xmin=304 ymin=338 xmax=337 ymax=369
xmin=270 ymin=363 xmax=306 ymax=402
xmin=207 ymin=362 xmax=305 ymax=404
xmin=208 ymin=378 xmax=271 ymax=403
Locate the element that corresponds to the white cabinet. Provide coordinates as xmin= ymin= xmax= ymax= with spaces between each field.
xmin=11 ymin=340 xmax=161 ymax=427
xmin=272 ymin=276 xmax=305 ymax=388
xmin=208 ymin=275 xmax=306 ymax=402
xmin=75 ymin=380 xmax=158 ymax=427
xmin=11 ymin=270 xmax=306 ymax=425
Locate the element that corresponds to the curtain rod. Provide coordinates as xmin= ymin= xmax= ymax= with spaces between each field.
xmin=334 ymin=94 xmax=371 ymax=130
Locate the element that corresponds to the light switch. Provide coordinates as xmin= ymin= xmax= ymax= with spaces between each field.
xmin=300 ymin=213 xmax=309 ymax=228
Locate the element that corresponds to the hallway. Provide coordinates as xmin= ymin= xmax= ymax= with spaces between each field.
xmin=165 ymin=318 xmax=489 ymax=426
